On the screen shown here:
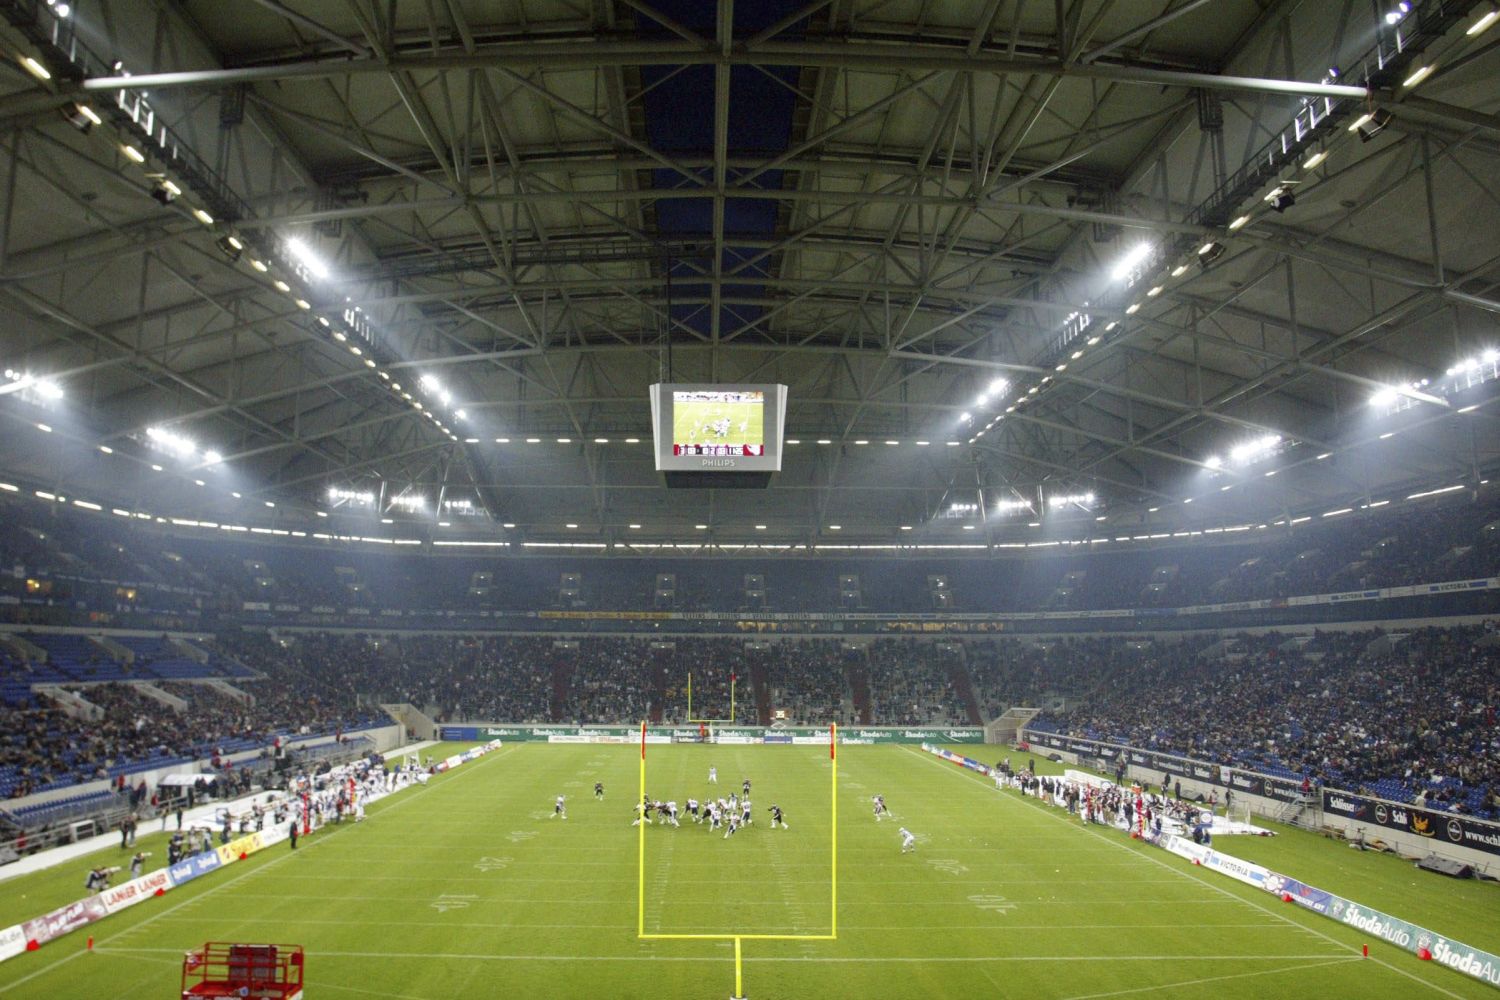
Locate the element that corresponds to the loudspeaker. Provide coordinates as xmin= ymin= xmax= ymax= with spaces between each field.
xmin=1417 ymin=854 xmax=1474 ymax=879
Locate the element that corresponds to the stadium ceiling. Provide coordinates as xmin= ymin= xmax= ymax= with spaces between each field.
xmin=0 ymin=0 xmax=1498 ymax=548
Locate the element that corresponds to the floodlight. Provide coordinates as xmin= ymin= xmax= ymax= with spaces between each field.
xmin=1197 ymin=242 xmax=1226 ymax=266
xmin=285 ymin=237 xmax=330 ymax=280
xmin=61 ymin=102 xmax=101 ymax=133
xmin=215 ymin=235 xmax=242 ymax=262
xmin=1109 ymin=243 xmax=1153 ymax=282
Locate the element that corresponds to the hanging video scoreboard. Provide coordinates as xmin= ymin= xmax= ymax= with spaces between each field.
xmin=649 ymin=384 xmax=788 ymax=488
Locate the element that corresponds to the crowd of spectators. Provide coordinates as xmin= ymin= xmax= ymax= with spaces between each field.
xmin=865 ymin=639 xmax=970 ymax=726
xmin=1029 ymin=623 xmax=1500 ymax=819
xmin=1 ymin=487 xmax=1494 ymax=623
xmin=755 ymin=640 xmax=852 ymax=724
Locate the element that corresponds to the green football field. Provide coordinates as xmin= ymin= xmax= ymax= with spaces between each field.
xmin=672 ymin=396 xmax=762 ymax=449
xmin=0 ymin=742 xmax=1495 ymax=999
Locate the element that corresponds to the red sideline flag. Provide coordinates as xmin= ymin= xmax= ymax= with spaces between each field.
xmin=640 ymin=720 xmax=646 ymax=759
xmin=830 ymin=723 xmax=837 ymax=760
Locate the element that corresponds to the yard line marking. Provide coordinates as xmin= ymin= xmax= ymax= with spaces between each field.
xmin=1059 ymin=956 xmax=1362 ymax=999
xmin=147 ymin=915 xmax=1291 ymax=932
xmin=899 ymin=747 xmax=1473 ymax=1000
xmin=246 ymin=873 xmax=1189 ymax=887
xmin=0 ymin=745 xmax=520 ymax=993
xmin=102 ymin=948 xmax=1352 ymax=964
xmin=191 ymin=892 xmax=1251 ymax=906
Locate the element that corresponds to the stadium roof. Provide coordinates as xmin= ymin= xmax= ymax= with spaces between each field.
xmin=0 ymin=0 xmax=1497 ymax=550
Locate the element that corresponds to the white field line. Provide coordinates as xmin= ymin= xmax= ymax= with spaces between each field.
xmin=178 ymin=892 xmax=1255 ymax=907
xmin=899 ymin=746 xmax=1474 ymax=1000
xmin=144 ymin=915 xmax=1294 ymax=932
xmin=1060 ymin=956 xmax=1363 ymax=1000
xmin=100 ymin=948 xmax=1352 ymax=964
xmin=0 ymin=745 xmax=520 ymax=993
xmin=246 ymin=873 xmax=1190 ymax=887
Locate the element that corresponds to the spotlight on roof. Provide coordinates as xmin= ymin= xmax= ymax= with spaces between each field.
xmin=60 ymin=102 xmax=102 ymax=134
xmin=150 ymin=180 xmax=180 ymax=206
xmin=1109 ymin=242 xmax=1153 ymax=282
xmin=1267 ymin=186 xmax=1296 ymax=213
xmin=1197 ymin=242 xmax=1226 ymax=266
xmin=215 ymin=235 xmax=243 ymax=262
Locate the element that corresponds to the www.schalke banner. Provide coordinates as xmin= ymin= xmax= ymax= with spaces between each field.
xmin=1321 ymin=790 xmax=1500 ymax=859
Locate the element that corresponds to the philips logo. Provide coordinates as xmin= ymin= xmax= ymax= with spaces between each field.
xmin=700 ymin=458 xmax=737 ymax=468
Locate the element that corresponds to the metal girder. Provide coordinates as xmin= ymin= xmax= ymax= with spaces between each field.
xmin=77 ymin=40 xmax=1371 ymax=100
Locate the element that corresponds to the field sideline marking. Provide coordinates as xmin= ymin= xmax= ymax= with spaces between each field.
xmin=899 ymin=746 xmax=1472 ymax=1000
xmin=144 ymin=916 xmax=1292 ymax=932
xmin=101 ymin=947 xmax=1351 ymax=964
xmin=1059 ymin=956 xmax=1362 ymax=1000
xmin=0 ymin=744 xmax=520 ymax=993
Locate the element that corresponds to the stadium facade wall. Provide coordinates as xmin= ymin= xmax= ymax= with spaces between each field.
xmin=1022 ymin=730 xmax=1500 ymax=872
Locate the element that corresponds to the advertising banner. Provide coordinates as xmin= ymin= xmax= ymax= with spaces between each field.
xmin=99 ymin=869 xmax=171 ymax=914
xmin=167 ymin=850 xmax=222 ymax=888
xmin=923 ymin=744 xmax=993 ymax=776
xmin=1259 ymin=873 xmax=1334 ymax=915
xmin=1159 ymin=839 xmax=1500 ymax=990
xmin=0 ymin=925 xmax=24 ymax=962
xmin=444 ymin=724 xmax=979 ymax=744
xmin=1321 ymin=790 xmax=1500 ymax=859
xmin=215 ymin=832 xmax=265 ymax=866
xmin=21 ymin=897 xmax=107 ymax=948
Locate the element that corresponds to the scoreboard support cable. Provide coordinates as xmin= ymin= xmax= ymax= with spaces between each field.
xmin=635 ymin=722 xmax=838 ymax=998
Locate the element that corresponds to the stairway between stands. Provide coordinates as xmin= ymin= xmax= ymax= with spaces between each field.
xmin=845 ymin=650 xmax=872 ymax=725
xmin=947 ymin=660 xmax=983 ymax=725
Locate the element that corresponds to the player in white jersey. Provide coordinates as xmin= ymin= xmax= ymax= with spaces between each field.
xmin=740 ymin=798 xmax=752 ymax=825
xmin=707 ymin=803 xmax=722 ymax=830
xmin=723 ymin=811 xmax=741 ymax=839
xmin=687 ymin=797 xmax=701 ymax=823
xmin=551 ymin=795 xmax=567 ymax=819
xmin=872 ymin=795 xmax=888 ymax=821
xmin=666 ymin=801 xmax=680 ymax=827
xmin=708 ymin=766 xmax=718 ymax=784
xmin=899 ymin=827 xmax=916 ymax=853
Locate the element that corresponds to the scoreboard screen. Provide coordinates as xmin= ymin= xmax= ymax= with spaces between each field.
xmin=650 ymin=384 xmax=787 ymax=487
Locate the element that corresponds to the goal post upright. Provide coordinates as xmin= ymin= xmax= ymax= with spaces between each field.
xmin=637 ymin=719 xmax=646 ymax=939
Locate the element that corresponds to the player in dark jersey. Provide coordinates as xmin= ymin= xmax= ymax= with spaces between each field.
xmin=768 ymin=804 xmax=787 ymax=829
xmin=742 ymin=778 xmax=751 ymax=797
xmin=594 ymin=781 xmax=604 ymax=800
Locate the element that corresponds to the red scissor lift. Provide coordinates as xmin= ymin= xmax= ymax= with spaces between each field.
xmin=181 ymin=942 xmax=304 ymax=1000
